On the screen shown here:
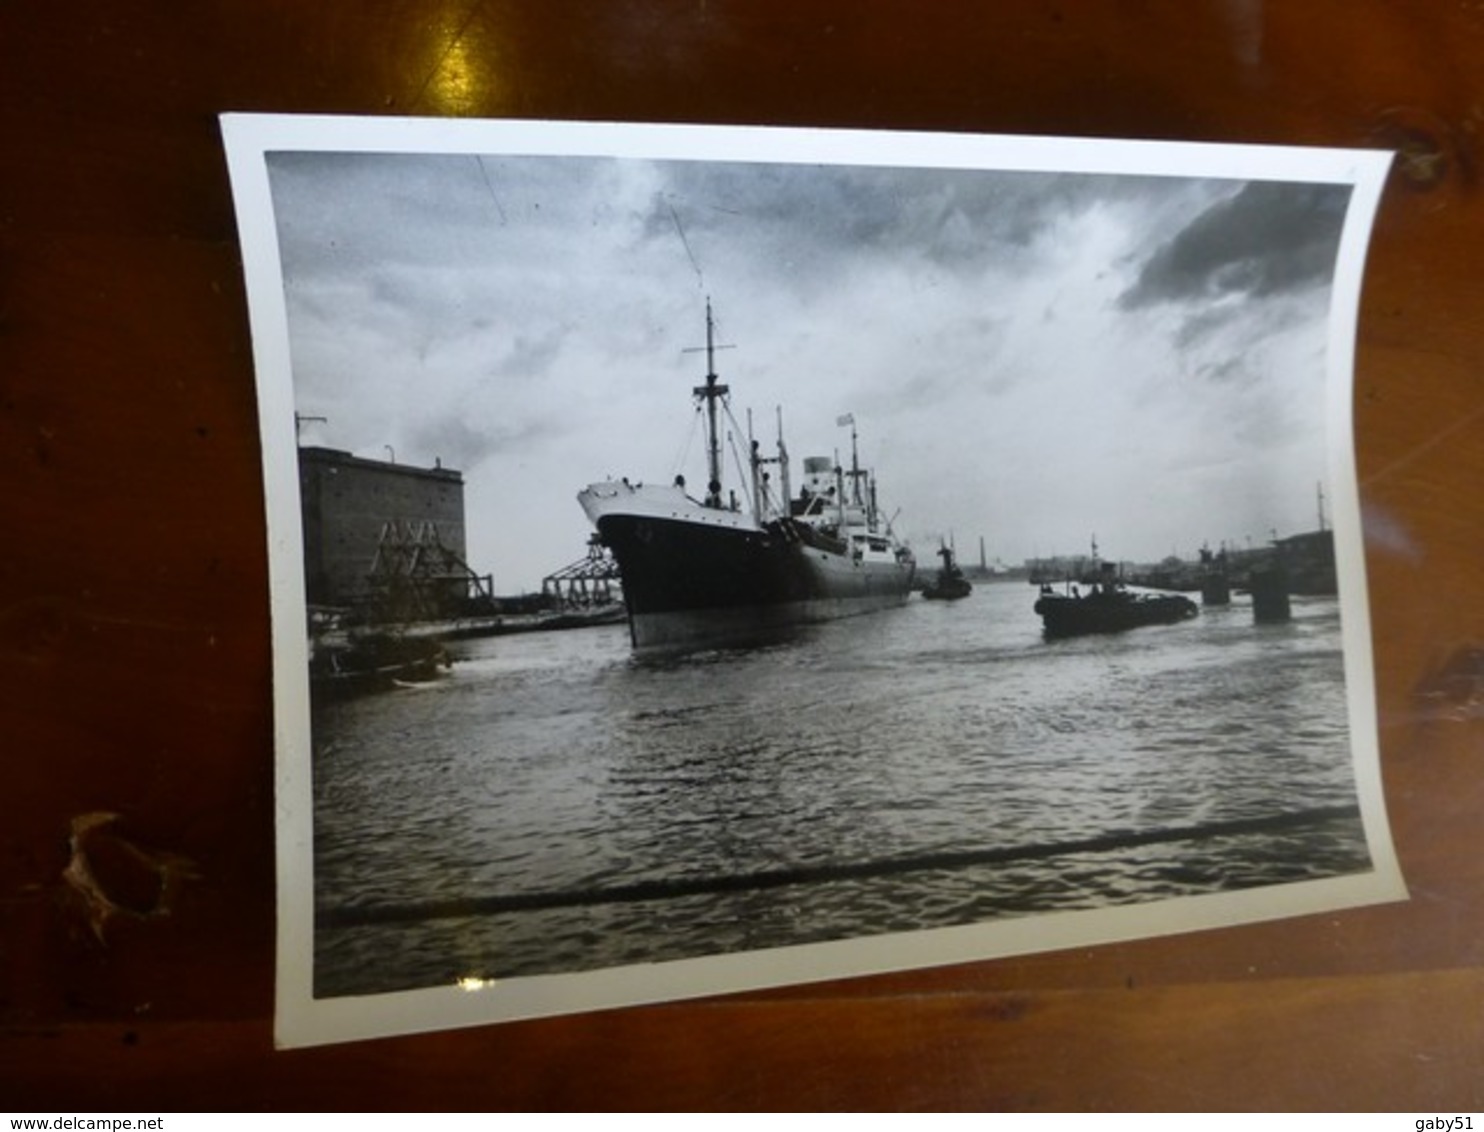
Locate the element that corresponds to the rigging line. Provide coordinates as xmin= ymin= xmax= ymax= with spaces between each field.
xmin=667 ymin=199 xmax=704 ymax=289
xmin=725 ymin=425 xmax=753 ymax=514
xmin=473 ymin=156 xmax=507 ymax=224
xmin=721 ymin=400 xmax=757 ymax=509
xmin=669 ymin=405 xmax=703 ymax=482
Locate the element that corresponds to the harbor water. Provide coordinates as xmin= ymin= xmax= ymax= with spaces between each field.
xmin=311 ymin=580 xmax=1371 ymax=997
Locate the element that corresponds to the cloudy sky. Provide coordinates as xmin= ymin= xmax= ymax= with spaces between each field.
xmin=267 ymin=141 xmax=1354 ymax=592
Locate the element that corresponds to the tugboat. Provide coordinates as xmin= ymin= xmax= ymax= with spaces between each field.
xmin=922 ymin=542 xmax=972 ymax=601
xmin=1033 ymin=547 xmax=1197 ymax=639
xmin=578 ymin=300 xmax=916 ymax=650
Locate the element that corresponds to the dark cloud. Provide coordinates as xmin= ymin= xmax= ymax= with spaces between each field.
xmin=644 ymin=161 xmax=1166 ymax=292
xmin=407 ymin=410 xmax=559 ymax=473
xmin=490 ymin=325 xmax=567 ymax=380
xmin=1193 ymin=353 xmax=1255 ymax=386
xmin=269 ymin=151 xmax=557 ymax=282
xmin=1119 ymin=181 xmax=1350 ymax=309
xmin=1173 ymin=281 xmax=1323 ymax=354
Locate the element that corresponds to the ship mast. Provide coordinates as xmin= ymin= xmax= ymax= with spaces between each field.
xmin=841 ymin=412 xmax=864 ymax=505
xmin=838 ymin=412 xmax=880 ymax=528
xmin=688 ymin=297 xmax=731 ymax=509
xmin=747 ymin=406 xmax=791 ymax=525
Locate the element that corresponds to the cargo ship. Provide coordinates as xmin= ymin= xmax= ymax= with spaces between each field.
xmin=578 ymin=301 xmax=915 ymax=650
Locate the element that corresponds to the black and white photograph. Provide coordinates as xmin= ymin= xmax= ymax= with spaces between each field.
xmin=223 ymin=116 xmax=1403 ymax=1047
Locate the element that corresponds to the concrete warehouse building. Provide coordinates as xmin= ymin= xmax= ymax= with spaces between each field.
xmin=297 ymin=445 xmax=479 ymax=617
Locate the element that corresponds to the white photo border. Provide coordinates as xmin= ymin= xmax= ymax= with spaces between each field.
xmin=220 ymin=114 xmax=1404 ymax=1049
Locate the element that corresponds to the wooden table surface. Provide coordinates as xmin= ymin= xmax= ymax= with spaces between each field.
xmin=4 ymin=1 xmax=1483 ymax=1111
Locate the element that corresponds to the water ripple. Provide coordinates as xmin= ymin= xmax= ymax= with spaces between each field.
xmin=312 ymin=585 xmax=1371 ymax=996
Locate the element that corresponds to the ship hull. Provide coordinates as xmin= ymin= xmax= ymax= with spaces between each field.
xmin=922 ymin=578 xmax=972 ymax=601
xmin=580 ymin=482 xmax=914 ymax=649
xmin=1034 ymin=590 xmax=1198 ymax=639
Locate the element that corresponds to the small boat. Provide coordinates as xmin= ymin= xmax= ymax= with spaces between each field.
xmin=1033 ymin=550 xmax=1197 ymax=638
xmin=309 ymin=631 xmax=450 ymax=699
xmin=1034 ymin=582 xmax=1198 ymax=638
xmin=922 ymin=542 xmax=972 ymax=601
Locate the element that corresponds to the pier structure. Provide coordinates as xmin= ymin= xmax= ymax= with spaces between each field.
xmin=365 ymin=518 xmax=495 ymax=623
xmin=542 ymin=536 xmax=623 ymax=610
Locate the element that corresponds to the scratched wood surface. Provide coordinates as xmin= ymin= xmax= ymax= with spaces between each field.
xmin=4 ymin=1 xmax=1483 ymax=1111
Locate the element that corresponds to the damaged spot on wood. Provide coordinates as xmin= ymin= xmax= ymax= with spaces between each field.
xmin=62 ymin=812 xmax=199 ymax=942
xmin=1395 ymin=130 xmax=1447 ymax=188
xmin=1373 ymin=107 xmax=1470 ymax=193
xmin=1415 ymin=646 xmax=1484 ymax=722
